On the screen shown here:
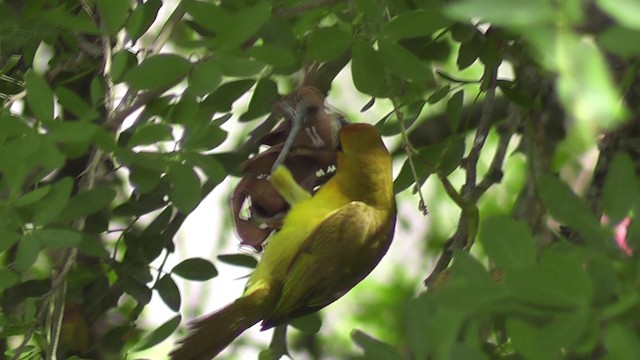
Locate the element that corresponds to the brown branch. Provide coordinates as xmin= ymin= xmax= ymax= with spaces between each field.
xmin=424 ymin=46 xmax=501 ymax=287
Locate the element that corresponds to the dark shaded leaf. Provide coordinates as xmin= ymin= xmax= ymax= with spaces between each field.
xmin=241 ymin=78 xmax=279 ymax=121
xmin=217 ymin=254 xmax=258 ymax=268
xmin=172 ymin=258 xmax=218 ymax=281
xmin=134 ymin=315 xmax=181 ymax=351
xmin=33 ymin=229 xmax=82 ymax=248
xmin=205 ymin=79 xmax=256 ymax=112
xmin=168 ymin=163 xmax=202 ymax=213
xmin=126 ymin=0 xmax=162 ymax=42
xmin=352 ymin=329 xmax=404 ymax=360
xmin=156 ymin=275 xmax=181 ymax=312
xmin=446 ymin=90 xmax=464 ymax=132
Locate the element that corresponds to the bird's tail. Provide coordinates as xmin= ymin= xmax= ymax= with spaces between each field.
xmin=170 ymin=287 xmax=272 ymax=360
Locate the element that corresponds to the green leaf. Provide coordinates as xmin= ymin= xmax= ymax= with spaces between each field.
xmin=15 ymin=234 xmax=42 ymax=272
xmin=189 ymin=60 xmax=223 ymax=96
xmin=446 ymin=90 xmax=464 ymax=132
xmin=168 ymin=163 xmax=201 ymax=213
xmin=439 ymin=135 xmax=465 ymax=176
xmin=25 ymin=70 xmax=54 ymax=121
xmin=181 ymin=122 xmax=228 ymax=151
xmin=134 ymin=314 xmax=181 ymax=351
xmin=351 ymin=39 xmax=387 ymax=97
xmin=40 ymin=7 xmax=100 ymax=34
xmin=0 ymin=230 xmax=21 ymax=254
xmin=156 ymin=275 xmax=181 ymax=312
xmin=111 ymin=50 xmax=138 ymax=84
xmin=11 ymin=186 xmax=51 ymax=207
xmin=124 ymin=54 xmax=191 ymax=91
xmin=34 ymin=177 xmax=73 ymax=225
xmin=427 ymin=85 xmax=451 ymax=104
xmin=497 ymin=80 xmax=536 ymax=109
xmin=182 ymin=153 xmax=227 ymax=187
xmin=550 ymin=32 xmax=623 ymax=127
xmin=55 ymin=87 xmax=99 ymax=121
xmin=603 ymin=323 xmax=640 ymax=359
xmin=121 ymin=277 xmax=152 ymax=305
xmin=33 ymin=229 xmax=82 ymax=248
xmin=183 ymin=0 xmax=228 ymax=33
xmin=445 ymin=0 xmax=554 ymax=26
xmin=126 ymin=0 xmax=162 ymax=42
xmin=597 ymin=0 xmax=640 ymax=30
xmin=214 ymin=1 xmax=271 ymax=50
xmin=536 ymin=309 xmax=591 ymax=353
xmin=47 ymin=121 xmax=98 ymax=143
xmin=217 ymin=254 xmax=258 ymax=268
xmin=504 ymin=251 xmax=593 ymax=308
xmin=457 ymin=35 xmax=482 ymax=70
xmin=598 ymin=26 xmax=640 ymax=59
xmin=241 ymin=78 xmax=279 ymax=121
xmin=289 ymin=312 xmax=321 ymax=333
xmin=172 ymin=258 xmax=218 ymax=281
xmin=382 ymin=9 xmax=451 ymax=40
xmin=479 ymin=217 xmax=536 ymax=271
xmin=404 ymin=297 xmax=432 ymax=359
xmin=450 ymin=23 xmax=477 ymax=43
xmin=58 ymin=186 xmax=116 ymax=222
xmin=249 ymin=44 xmax=296 ymax=67
xmin=128 ymin=123 xmax=174 ymax=147
xmin=352 ymin=330 xmax=404 ymax=360
xmin=205 ymin=79 xmax=256 ymax=112
xmin=507 ymin=319 xmax=556 ymax=359
xmin=602 ymin=152 xmax=637 ymax=223
xmin=538 ymin=175 xmax=606 ymax=247
xmin=307 ymin=26 xmax=352 ymax=62
xmin=215 ymin=54 xmax=265 ymax=77
xmin=378 ymin=39 xmax=430 ymax=82
xmin=129 ymin=166 xmax=163 ymax=193
xmin=0 ymin=268 xmax=19 ymax=291
xmin=96 ymin=0 xmax=130 ymax=35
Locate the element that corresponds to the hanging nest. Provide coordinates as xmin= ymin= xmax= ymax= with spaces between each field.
xmin=231 ymin=86 xmax=348 ymax=251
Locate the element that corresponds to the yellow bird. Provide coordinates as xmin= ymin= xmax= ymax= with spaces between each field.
xmin=170 ymin=123 xmax=396 ymax=359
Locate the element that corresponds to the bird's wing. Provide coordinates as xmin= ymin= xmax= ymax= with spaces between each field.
xmin=262 ymin=201 xmax=394 ymax=328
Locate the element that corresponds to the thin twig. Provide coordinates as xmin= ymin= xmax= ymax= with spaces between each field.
xmin=395 ymin=106 xmax=428 ymax=215
xmin=471 ymin=109 xmax=519 ymax=201
xmin=462 ymin=68 xmax=498 ymax=197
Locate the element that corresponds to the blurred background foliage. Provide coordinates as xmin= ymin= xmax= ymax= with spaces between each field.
xmin=1 ymin=0 xmax=640 ymax=359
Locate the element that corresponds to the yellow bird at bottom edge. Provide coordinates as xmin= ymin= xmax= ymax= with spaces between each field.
xmin=170 ymin=123 xmax=396 ymax=360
